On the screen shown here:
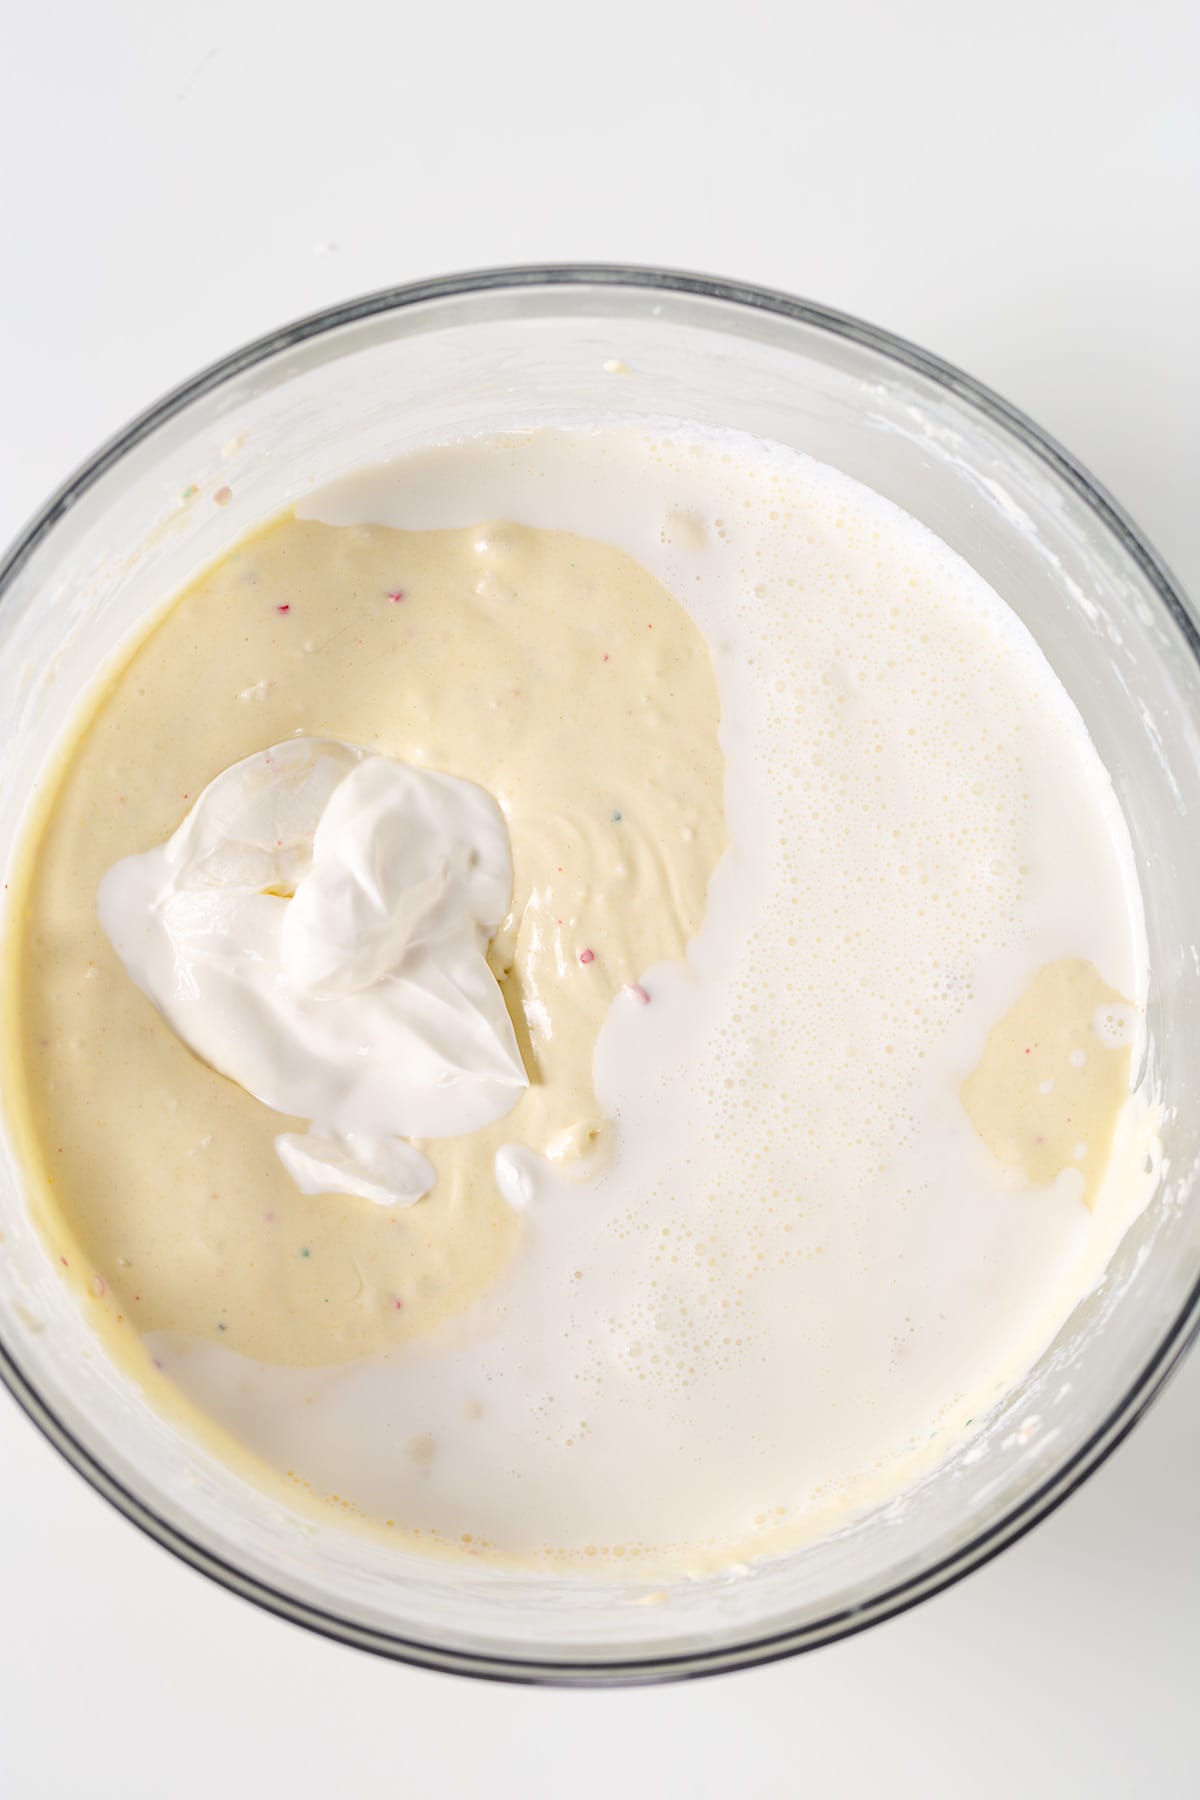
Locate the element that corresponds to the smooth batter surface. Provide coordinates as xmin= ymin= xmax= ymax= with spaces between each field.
xmin=961 ymin=958 xmax=1136 ymax=1209
xmin=13 ymin=515 xmax=723 ymax=1364
xmin=6 ymin=426 xmax=1152 ymax=1572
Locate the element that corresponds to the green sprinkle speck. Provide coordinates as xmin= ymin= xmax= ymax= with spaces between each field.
xmin=300 ymin=1247 xmax=311 ymax=1259
xmin=611 ymin=809 xmax=623 ymax=822
xmin=180 ymin=484 xmax=197 ymax=500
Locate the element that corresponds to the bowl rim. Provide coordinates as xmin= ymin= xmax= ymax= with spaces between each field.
xmin=2 ymin=261 xmax=1197 ymax=1687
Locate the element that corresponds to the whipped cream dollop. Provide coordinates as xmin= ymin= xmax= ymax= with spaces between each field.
xmin=98 ymin=738 xmax=527 ymax=1204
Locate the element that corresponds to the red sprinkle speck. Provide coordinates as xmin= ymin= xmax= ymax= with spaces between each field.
xmin=387 ymin=589 xmax=406 ymax=603
xmin=627 ymin=983 xmax=650 ymax=1005
xmin=393 ymin=1297 xmax=404 ymax=1311
xmin=276 ymin=603 xmax=290 ymax=614
xmin=579 ymin=948 xmax=595 ymax=965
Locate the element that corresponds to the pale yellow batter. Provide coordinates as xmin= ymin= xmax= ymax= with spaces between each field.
xmin=10 ymin=515 xmax=725 ymax=1366
xmin=961 ymin=958 xmax=1134 ymax=1208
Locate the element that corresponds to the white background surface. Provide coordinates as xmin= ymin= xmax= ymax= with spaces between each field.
xmin=2 ymin=2 xmax=1198 ymax=1793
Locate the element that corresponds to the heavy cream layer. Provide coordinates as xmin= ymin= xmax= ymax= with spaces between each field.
xmin=14 ymin=425 xmax=1151 ymax=1570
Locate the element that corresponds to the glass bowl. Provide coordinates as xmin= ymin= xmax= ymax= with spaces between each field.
xmin=1 ymin=266 xmax=1198 ymax=1686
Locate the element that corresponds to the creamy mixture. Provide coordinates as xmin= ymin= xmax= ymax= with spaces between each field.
xmin=6 ymin=426 xmax=1150 ymax=1571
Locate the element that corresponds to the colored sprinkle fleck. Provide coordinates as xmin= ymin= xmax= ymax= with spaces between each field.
xmin=393 ymin=1297 xmax=404 ymax=1310
xmin=217 ymin=1321 xmax=227 ymax=1332
xmin=276 ymin=603 xmax=290 ymax=614
xmin=579 ymin=947 xmax=595 ymax=965
xmin=180 ymin=484 xmax=197 ymax=501
xmin=213 ymin=485 xmax=233 ymax=506
xmin=387 ymin=589 xmax=406 ymax=603
xmin=153 ymin=1358 xmax=163 ymax=1371
xmin=299 ymin=1246 xmax=311 ymax=1258
xmin=626 ymin=983 xmax=651 ymax=1005
xmin=611 ymin=809 xmax=623 ymax=822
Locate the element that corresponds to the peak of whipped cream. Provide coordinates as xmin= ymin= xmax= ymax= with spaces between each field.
xmin=98 ymin=738 xmax=527 ymax=1205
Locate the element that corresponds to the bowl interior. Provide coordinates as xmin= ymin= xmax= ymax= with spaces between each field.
xmin=1 ymin=271 xmax=1198 ymax=1681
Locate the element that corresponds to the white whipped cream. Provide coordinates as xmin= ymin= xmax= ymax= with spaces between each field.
xmin=98 ymin=737 xmax=527 ymax=1204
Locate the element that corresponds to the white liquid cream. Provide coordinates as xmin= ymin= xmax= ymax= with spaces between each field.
xmin=17 ymin=426 xmax=1153 ymax=1572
